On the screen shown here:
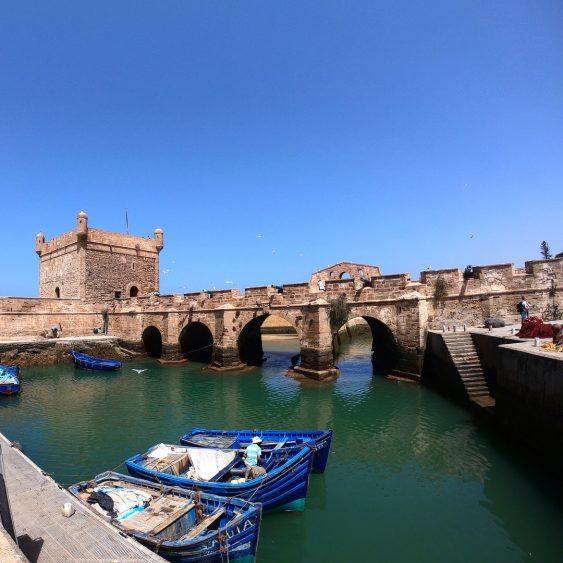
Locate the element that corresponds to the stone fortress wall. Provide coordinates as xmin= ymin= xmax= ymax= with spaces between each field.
xmin=35 ymin=211 xmax=164 ymax=301
xmin=0 ymin=212 xmax=561 ymax=377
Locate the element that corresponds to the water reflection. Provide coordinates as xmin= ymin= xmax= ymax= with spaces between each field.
xmin=1 ymin=336 xmax=562 ymax=562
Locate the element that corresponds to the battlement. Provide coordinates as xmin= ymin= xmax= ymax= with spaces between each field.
xmin=36 ymin=211 xmax=164 ymax=301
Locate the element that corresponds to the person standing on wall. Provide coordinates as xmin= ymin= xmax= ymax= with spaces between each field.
xmin=517 ymin=296 xmax=529 ymax=321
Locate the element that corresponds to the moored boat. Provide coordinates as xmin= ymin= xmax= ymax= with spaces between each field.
xmin=126 ymin=442 xmax=314 ymax=512
xmin=71 ymin=350 xmax=122 ymax=371
xmin=180 ymin=428 xmax=333 ymax=473
xmin=0 ymin=365 xmax=21 ymax=395
xmin=69 ymin=471 xmax=261 ymax=562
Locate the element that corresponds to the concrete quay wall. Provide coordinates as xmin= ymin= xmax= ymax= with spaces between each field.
xmin=495 ymin=344 xmax=563 ymax=470
xmin=424 ymin=328 xmax=563 ymax=472
xmin=421 ymin=331 xmax=468 ymax=400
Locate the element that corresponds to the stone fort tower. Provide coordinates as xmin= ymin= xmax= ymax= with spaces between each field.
xmin=35 ymin=211 xmax=164 ymax=301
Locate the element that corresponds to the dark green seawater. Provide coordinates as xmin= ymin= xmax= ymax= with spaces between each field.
xmin=1 ymin=335 xmax=562 ymax=562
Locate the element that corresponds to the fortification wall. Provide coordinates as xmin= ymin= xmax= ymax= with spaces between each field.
xmin=84 ymin=248 xmax=158 ymax=301
xmin=36 ymin=213 xmax=163 ymax=302
xmin=39 ymin=243 xmax=82 ymax=299
xmin=421 ymin=259 xmax=562 ymax=329
xmin=86 ymin=228 xmax=161 ymax=254
xmin=0 ymin=298 xmax=103 ymax=339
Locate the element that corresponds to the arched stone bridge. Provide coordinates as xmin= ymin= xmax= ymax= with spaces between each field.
xmin=108 ymin=259 xmax=563 ymax=380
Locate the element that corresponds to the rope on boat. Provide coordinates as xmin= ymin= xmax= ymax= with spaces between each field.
xmin=219 ymin=531 xmax=230 ymax=562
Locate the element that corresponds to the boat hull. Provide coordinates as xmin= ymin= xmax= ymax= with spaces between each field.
xmin=0 ymin=365 xmax=21 ymax=395
xmin=69 ymin=471 xmax=261 ymax=563
xmin=126 ymin=446 xmax=313 ymax=512
xmin=0 ymin=384 xmax=21 ymax=395
xmin=71 ymin=350 xmax=122 ymax=371
xmin=181 ymin=428 xmax=333 ymax=473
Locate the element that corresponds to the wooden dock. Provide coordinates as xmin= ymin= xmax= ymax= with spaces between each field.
xmin=0 ymin=433 xmax=164 ymax=562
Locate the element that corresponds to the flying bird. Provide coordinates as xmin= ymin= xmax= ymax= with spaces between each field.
xmin=132 ymin=369 xmax=147 ymax=374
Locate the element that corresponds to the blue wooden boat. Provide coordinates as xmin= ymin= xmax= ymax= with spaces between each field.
xmin=69 ymin=471 xmax=261 ymax=562
xmin=0 ymin=365 xmax=21 ymax=395
xmin=180 ymin=428 xmax=333 ymax=473
xmin=71 ymin=350 xmax=122 ymax=371
xmin=126 ymin=442 xmax=314 ymax=512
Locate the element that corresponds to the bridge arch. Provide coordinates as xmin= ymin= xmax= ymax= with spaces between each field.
xmin=337 ymin=315 xmax=399 ymax=374
xmin=142 ymin=325 xmax=162 ymax=358
xmin=238 ymin=313 xmax=300 ymax=367
xmin=180 ymin=321 xmax=213 ymax=362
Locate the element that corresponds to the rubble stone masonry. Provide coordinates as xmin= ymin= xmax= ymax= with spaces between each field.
xmin=1 ymin=212 xmax=562 ymax=377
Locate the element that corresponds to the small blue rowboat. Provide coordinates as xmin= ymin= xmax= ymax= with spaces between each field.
xmin=126 ymin=442 xmax=314 ymax=512
xmin=71 ymin=350 xmax=122 ymax=371
xmin=0 ymin=365 xmax=21 ymax=395
xmin=180 ymin=429 xmax=333 ymax=473
xmin=69 ymin=471 xmax=261 ymax=562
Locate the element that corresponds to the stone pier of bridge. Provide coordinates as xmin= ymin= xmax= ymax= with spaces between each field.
xmin=107 ymin=266 xmax=432 ymax=380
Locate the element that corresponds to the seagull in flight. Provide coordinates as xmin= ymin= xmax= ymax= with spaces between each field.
xmin=132 ymin=368 xmax=147 ymax=374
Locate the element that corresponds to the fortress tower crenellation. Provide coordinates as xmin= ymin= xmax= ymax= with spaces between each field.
xmin=36 ymin=211 xmax=164 ymax=301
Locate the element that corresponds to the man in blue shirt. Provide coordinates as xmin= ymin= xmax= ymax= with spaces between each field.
xmin=244 ymin=436 xmax=266 ymax=480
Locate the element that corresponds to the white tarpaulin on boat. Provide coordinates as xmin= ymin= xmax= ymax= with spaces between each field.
xmin=147 ymin=444 xmax=188 ymax=459
xmin=186 ymin=448 xmax=236 ymax=481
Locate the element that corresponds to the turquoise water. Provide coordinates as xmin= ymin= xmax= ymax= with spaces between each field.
xmin=1 ymin=336 xmax=562 ymax=562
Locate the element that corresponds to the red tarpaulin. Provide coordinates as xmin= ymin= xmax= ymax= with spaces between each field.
xmin=516 ymin=316 xmax=554 ymax=338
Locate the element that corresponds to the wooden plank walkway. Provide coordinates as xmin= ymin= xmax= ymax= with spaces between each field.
xmin=0 ymin=433 xmax=164 ymax=562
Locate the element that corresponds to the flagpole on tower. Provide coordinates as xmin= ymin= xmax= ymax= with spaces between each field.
xmin=125 ymin=208 xmax=129 ymax=234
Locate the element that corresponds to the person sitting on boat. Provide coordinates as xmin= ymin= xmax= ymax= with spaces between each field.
xmin=243 ymin=436 xmax=266 ymax=479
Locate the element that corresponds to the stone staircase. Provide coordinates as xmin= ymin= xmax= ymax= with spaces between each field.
xmin=442 ymin=332 xmax=491 ymax=400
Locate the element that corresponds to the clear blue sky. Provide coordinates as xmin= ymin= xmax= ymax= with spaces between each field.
xmin=1 ymin=1 xmax=562 ymax=296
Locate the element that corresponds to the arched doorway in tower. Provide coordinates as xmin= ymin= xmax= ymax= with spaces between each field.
xmin=179 ymin=322 xmax=213 ymax=363
xmin=238 ymin=314 xmax=299 ymax=368
xmin=335 ymin=316 xmax=399 ymax=376
xmin=142 ymin=326 xmax=162 ymax=358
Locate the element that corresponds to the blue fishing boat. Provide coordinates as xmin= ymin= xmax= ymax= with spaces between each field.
xmin=180 ymin=428 xmax=333 ymax=473
xmin=126 ymin=442 xmax=313 ymax=512
xmin=69 ymin=471 xmax=261 ymax=562
xmin=71 ymin=350 xmax=122 ymax=371
xmin=0 ymin=365 xmax=20 ymax=395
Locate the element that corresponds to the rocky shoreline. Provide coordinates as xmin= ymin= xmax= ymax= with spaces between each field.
xmin=0 ymin=336 xmax=142 ymax=367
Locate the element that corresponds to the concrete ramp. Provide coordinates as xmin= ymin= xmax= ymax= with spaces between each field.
xmin=0 ymin=433 xmax=164 ymax=562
